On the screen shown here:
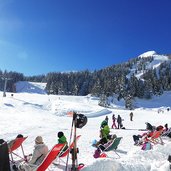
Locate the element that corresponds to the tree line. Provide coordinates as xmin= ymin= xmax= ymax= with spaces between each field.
xmin=0 ymin=56 xmax=171 ymax=109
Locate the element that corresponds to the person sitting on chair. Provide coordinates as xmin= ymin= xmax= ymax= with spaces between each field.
xmin=57 ymin=131 xmax=68 ymax=156
xmin=95 ymin=120 xmax=111 ymax=147
xmin=18 ymin=136 xmax=48 ymax=171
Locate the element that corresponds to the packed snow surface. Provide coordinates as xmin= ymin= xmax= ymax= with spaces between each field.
xmin=1 ymin=81 xmax=171 ymax=171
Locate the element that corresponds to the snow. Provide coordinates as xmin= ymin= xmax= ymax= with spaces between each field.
xmin=1 ymin=81 xmax=171 ymax=171
xmin=139 ymin=51 xmax=157 ymax=58
xmin=127 ymin=51 xmax=170 ymax=79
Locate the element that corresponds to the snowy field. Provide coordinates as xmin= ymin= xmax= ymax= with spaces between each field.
xmin=1 ymin=82 xmax=171 ymax=171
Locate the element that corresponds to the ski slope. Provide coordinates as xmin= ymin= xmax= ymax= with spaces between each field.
xmin=1 ymin=81 xmax=171 ymax=171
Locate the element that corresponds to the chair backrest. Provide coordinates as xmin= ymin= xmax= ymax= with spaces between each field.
xmin=151 ymin=131 xmax=161 ymax=139
xmin=8 ymin=137 xmax=27 ymax=153
xmin=59 ymin=135 xmax=81 ymax=158
xmin=36 ymin=143 xmax=65 ymax=171
xmin=104 ymin=137 xmax=122 ymax=152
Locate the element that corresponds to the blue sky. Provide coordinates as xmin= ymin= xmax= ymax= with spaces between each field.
xmin=0 ymin=0 xmax=171 ymax=76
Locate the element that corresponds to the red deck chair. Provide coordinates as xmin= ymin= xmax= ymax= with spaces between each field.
xmin=8 ymin=137 xmax=28 ymax=163
xmin=146 ymin=130 xmax=164 ymax=145
xmin=36 ymin=143 xmax=65 ymax=171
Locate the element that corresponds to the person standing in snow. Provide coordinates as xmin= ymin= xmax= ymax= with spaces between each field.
xmin=130 ymin=112 xmax=133 ymax=121
xmin=111 ymin=114 xmax=117 ymax=129
xmin=117 ymin=115 xmax=122 ymax=129
xmin=105 ymin=116 xmax=109 ymax=125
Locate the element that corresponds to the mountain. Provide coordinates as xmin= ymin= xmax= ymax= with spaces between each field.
xmin=126 ymin=50 xmax=170 ymax=79
xmin=1 ymin=50 xmax=171 ymax=104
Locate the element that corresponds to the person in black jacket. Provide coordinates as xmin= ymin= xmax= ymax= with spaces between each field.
xmin=145 ymin=122 xmax=153 ymax=131
xmin=117 ymin=115 xmax=122 ymax=129
xmin=0 ymin=139 xmax=11 ymax=171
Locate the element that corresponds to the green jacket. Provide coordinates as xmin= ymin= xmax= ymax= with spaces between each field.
xmin=58 ymin=135 xmax=68 ymax=152
xmin=101 ymin=125 xmax=110 ymax=139
xmin=58 ymin=135 xmax=67 ymax=144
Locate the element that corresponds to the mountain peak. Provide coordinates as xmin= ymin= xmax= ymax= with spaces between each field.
xmin=138 ymin=51 xmax=157 ymax=58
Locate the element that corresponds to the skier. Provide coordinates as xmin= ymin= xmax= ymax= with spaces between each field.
xmin=111 ymin=114 xmax=117 ymax=129
xmin=105 ymin=116 xmax=109 ymax=124
xmin=130 ymin=112 xmax=133 ymax=121
xmin=117 ymin=115 xmax=122 ymax=129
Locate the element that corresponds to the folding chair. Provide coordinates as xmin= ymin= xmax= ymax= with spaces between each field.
xmin=8 ymin=136 xmax=28 ymax=163
xmin=36 ymin=143 xmax=65 ymax=171
xmin=103 ymin=137 xmax=122 ymax=158
xmin=55 ymin=135 xmax=81 ymax=164
xmin=146 ymin=130 xmax=164 ymax=145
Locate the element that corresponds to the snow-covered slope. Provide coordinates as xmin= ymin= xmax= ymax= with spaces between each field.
xmin=15 ymin=81 xmax=47 ymax=94
xmin=127 ymin=51 xmax=170 ymax=79
xmin=138 ymin=50 xmax=157 ymax=57
xmin=1 ymin=82 xmax=171 ymax=171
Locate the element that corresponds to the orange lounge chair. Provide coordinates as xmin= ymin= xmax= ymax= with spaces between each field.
xmin=146 ymin=130 xmax=164 ymax=145
xmin=8 ymin=136 xmax=28 ymax=163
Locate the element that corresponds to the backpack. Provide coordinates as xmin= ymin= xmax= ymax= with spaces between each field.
xmin=141 ymin=142 xmax=152 ymax=150
xmin=93 ymin=148 xmax=101 ymax=158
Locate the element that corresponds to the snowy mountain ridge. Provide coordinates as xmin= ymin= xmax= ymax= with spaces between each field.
xmin=127 ymin=51 xmax=171 ymax=79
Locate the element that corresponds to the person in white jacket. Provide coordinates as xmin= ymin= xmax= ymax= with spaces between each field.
xmin=18 ymin=136 xmax=48 ymax=171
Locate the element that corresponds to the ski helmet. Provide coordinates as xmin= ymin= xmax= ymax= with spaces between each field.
xmin=75 ymin=114 xmax=87 ymax=128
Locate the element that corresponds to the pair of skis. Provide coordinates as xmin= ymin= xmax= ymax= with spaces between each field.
xmin=65 ymin=112 xmax=87 ymax=171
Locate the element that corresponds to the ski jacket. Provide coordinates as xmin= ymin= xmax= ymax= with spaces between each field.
xmin=58 ymin=135 xmax=68 ymax=152
xmin=101 ymin=125 xmax=110 ymax=139
xmin=117 ymin=116 xmax=122 ymax=123
xmin=29 ymin=143 xmax=48 ymax=165
xmin=58 ymin=135 xmax=67 ymax=144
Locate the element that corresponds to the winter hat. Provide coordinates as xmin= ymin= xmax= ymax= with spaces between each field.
xmin=35 ymin=136 xmax=43 ymax=144
xmin=16 ymin=134 xmax=23 ymax=138
xmin=58 ymin=131 xmax=64 ymax=138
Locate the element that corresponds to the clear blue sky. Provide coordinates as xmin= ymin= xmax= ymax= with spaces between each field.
xmin=0 ymin=0 xmax=171 ymax=76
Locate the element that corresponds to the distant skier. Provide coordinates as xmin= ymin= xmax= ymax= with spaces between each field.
xmin=105 ymin=116 xmax=109 ymax=125
xmin=130 ymin=112 xmax=133 ymax=121
xmin=117 ymin=115 xmax=122 ymax=129
xmin=111 ymin=114 xmax=117 ymax=129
